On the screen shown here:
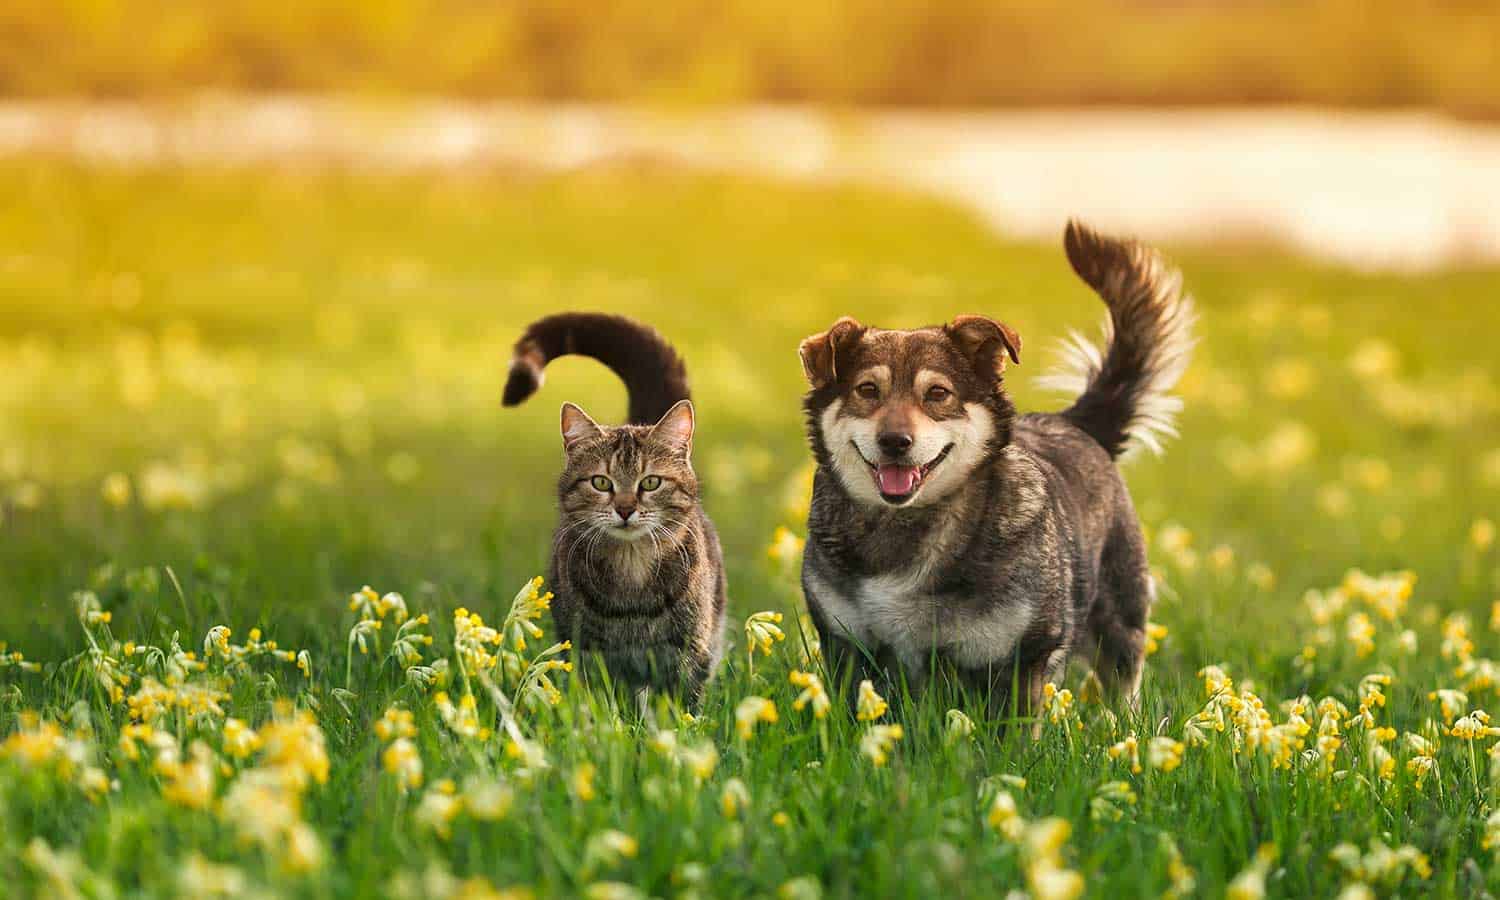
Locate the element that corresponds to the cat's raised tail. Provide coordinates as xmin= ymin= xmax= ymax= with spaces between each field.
xmin=503 ymin=313 xmax=691 ymax=425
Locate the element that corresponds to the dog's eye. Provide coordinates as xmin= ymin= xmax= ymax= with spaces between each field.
xmin=855 ymin=382 xmax=880 ymax=400
xmin=639 ymin=475 xmax=662 ymax=492
xmin=925 ymin=385 xmax=952 ymax=403
xmin=590 ymin=475 xmax=613 ymax=492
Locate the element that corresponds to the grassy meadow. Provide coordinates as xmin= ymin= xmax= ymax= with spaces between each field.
xmin=0 ymin=161 xmax=1498 ymax=898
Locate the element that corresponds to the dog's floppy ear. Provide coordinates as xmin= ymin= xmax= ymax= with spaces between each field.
xmin=945 ymin=315 xmax=1022 ymax=381
xmin=798 ymin=317 xmax=864 ymax=389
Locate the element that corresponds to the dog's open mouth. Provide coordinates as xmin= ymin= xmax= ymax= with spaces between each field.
xmin=857 ymin=443 xmax=953 ymax=504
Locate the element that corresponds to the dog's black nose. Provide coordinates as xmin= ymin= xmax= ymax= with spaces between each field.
xmin=877 ymin=431 xmax=914 ymax=456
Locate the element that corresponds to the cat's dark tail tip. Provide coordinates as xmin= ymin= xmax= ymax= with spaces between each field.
xmin=502 ymin=358 xmax=542 ymax=407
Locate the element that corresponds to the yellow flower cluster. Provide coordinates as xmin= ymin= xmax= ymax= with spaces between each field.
xmin=789 ymin=670 xmax=830 ymax=719
xmin=1040 ymin=682 xmax=1075 ymax=727
xmin=0 ymin=714 xmax=111 ymax=800
xmin=859 ymin=724 xmax=904 ymax=767
xmin=734 ymin=696 xmax=778 ymax=740
xmin=1226 ymin=844 xmax=1277 ymax=900
xmin=1329 ymin=838 xmax=1431 ymax=888
xmin=855 ymin=680 xmax=888 ymax=722
xmin=1089 ymin=780 xmax=1136 ymax=822
xmin=377 ymin=706 xmax=423 ymax=793
xmin=0 ymin=640 xmax=41 ymax=673
xmin=745 ymin=611 xmax=787 ymax=659
xmin=983 ymin=782 xmax=1083 ymax=900
xmin=503 ymin=577 xmax=554 ymax=653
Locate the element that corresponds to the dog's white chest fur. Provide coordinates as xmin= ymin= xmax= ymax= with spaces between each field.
xmin=808 ymin=565 xmax=1033 ymax=674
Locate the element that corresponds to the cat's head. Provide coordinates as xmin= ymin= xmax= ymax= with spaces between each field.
xmin=556 ymin=400 xmax=699 ymax=543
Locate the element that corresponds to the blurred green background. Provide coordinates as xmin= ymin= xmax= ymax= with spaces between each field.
xmin=2 ymin=0 xmax=1499 ymax=115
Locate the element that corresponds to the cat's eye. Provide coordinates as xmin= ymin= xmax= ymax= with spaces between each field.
xmin=855 ymin=382 xmax=880 ymax=400
xmin=589 ymin=475 xmax=613 ymax=492
xmin=925 ymin=385 xmax=952 ymax=403
xmin=639 ymin=475 xmax=662 ymax=492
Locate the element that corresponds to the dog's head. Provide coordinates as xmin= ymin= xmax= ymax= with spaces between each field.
xmin=799 ymin=315 xmax=1020 ymax=509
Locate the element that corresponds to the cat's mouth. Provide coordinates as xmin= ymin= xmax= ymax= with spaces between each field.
xmin=605 ymin=518 xmax=651 ymax=541
xmin=854 ymin=442 xmax=954 ymax=505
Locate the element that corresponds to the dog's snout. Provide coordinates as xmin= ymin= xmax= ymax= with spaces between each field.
xmin=877 ymin=431 xmax=914 ymax=456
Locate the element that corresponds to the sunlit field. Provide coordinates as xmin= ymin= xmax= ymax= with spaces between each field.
xmin=1 ymin=162 xmax=1498 ymax=898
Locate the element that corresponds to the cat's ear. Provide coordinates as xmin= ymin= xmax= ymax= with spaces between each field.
xmin=560 ymin=402 xmax=601 ymax=450
xmin=650 ymin=399 xmax=695 ymax=456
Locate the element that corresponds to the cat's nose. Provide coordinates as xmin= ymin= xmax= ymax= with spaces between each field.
xmin=615 ymin=503 xmax=637 ymax=523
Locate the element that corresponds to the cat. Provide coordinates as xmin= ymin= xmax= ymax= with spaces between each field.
xmin=504 ymin=313 xmax=727 ymax=706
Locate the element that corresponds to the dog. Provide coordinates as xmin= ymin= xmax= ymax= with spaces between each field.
xmin=797 ymin=221 xmax=1194 ymax=716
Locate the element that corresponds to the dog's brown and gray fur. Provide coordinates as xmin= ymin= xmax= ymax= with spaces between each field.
xmin=798 ymin=221 xmax=1194 ymax=717
xmin=505 ymin=313 xmax=726 ymax=705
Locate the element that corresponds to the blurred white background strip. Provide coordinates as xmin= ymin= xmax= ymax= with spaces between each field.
xmin=2 ymin=99 xmax=1497 ymax=271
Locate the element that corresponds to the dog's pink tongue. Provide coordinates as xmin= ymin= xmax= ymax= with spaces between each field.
xmin=877 ymin=464 xmax=920 ymax=496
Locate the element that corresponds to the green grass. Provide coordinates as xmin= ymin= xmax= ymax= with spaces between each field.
xmin=0 ymin=162 xmax=1498 ymax=898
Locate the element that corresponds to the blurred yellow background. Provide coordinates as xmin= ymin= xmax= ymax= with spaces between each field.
xmin=3 ymin=0 xmax=1498 ymax=115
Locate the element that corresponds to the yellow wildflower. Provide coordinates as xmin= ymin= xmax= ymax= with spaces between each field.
xmin=1022 ymin=819 xmax=1084 ymax=900
xmin=789 ymin=670 xmax=830 ymax=719
xmin=586 ymin=830 xmax=639 ymax=866
xmin=1161 ymin=834 xmax=1196 ymax=899
xmin=1089 ymin=780 xmax=1137 ymax=822
xmin=679 ymin=742 xmax=719 ymax=784
xmin=1345 ymin=613 xmax=1376 ymax=658
xmin=375 ymin=707 xmax=418 ymax=742
xmin=856 ymin=680 xmax=889 ymax=721
xmin=1148 ymin=736 xmax=1185 ymax=772
xmin=1441 ymin=614 xmax=1474 ymax=664
xmin=1246 ymin=563 xmax=1275 ymax=591
xmin=1429 ymin=689 xmax=1468 ymax=724
xmin=1108 ymin=734 xmax=1142 ymax=774
xmin=767 ymin=526 xmax=805 ymax=563
xmin=585 ymin=884 xmax=646 ymax=900
xmin=734 ymin=696 xmax=778 ymax=740
xmin=162 ymin=741 xmax=218 ymax=810
xmin=221 ymin=718 xmax=261 ymax=760
xmin=1227 ymin=844 xmax=1277 ymax=900
xmin=571 ymin=763 xmax=597 ymax=802
xmin=414 ymin=787 xmax=463 ymax=838
xmin=720 ymin=778 xmax=750 ymax=818
xmin=986 ymin=789 xmax=1023 ymax=840
xmin=503 ymin=576 xmax=552 ymax=651
xmin=859 ymin=724 xmax=904 ymax=766
xmin=461 ymin=775 xmax=515 ymax=821
xmin=1449 ymin=709 xmax=1500 ymax=740
xmin=1199 ymin=665 xmax=1233 ymax=697
xmin=945 ymin=709 xmax=976 ymax=743
xmin=1473 ymin=518 xmax=1496 ymax=552
xmin=1483 ymin=810 xmax=1500 ymax=851
xmin=1041 ymin=682 xmax=1075 ymax=725
xmin=1144 ymin=622 xmax=1168 ymax=657
xmin=100 ymin=472 xmax=133 ymax=507
xmin=381 ymin=738 xmax=424 ymax=792
xmin=745 ymin=611 xmax=786 ymax=658
xmin=257 ymin=707 xmax=330 ymax=787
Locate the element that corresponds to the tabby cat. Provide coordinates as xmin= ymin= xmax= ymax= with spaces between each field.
xmin=504 ymin=313 xmax=726 ymax=705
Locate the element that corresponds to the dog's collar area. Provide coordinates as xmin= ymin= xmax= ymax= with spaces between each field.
xmin=854 ymin=441 xmax=954 ymax=505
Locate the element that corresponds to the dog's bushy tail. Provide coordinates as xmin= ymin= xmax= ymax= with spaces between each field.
xmin=503 ymin=313 xmax=690 ymax=425
xmin=1037 ymin=220 xmax=1196 ymax=458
